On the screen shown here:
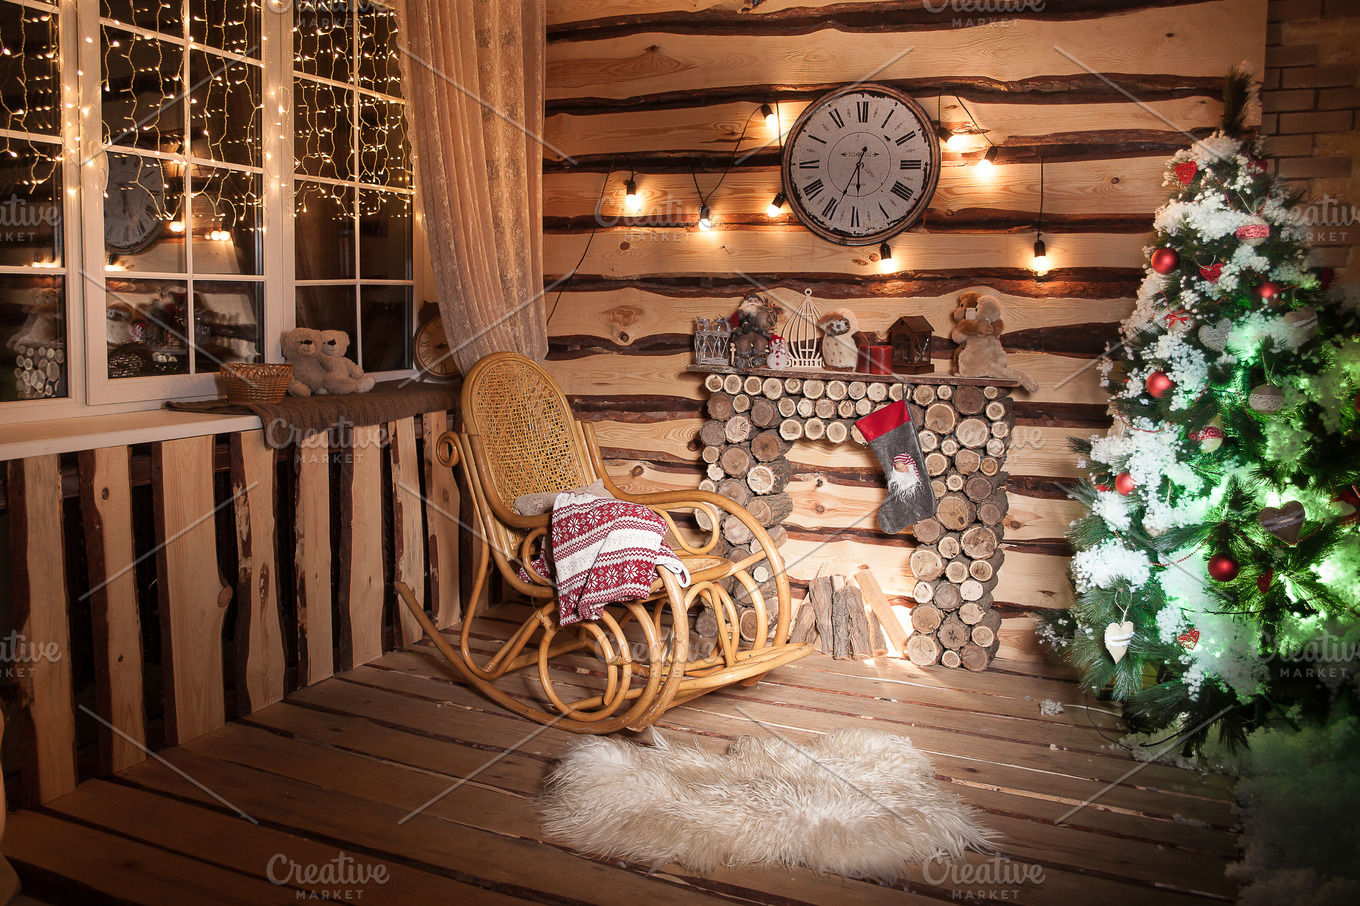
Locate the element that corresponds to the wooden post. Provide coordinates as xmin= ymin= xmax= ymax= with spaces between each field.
xmin=230 ymin=430 xmax=286 ymax=715
xmin=339 ymin=424 xmax=385 ymax=670
xmin=423 ymin=412 xmax=462 ymax=631
xmin=295 ymin=432 xmax=334 ymax=685
xmin=389 ymin=418 xmax=427 ymax=648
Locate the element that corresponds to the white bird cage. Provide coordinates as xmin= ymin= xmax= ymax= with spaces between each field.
xmin=786 ymin=289 xmax=823 ymax=369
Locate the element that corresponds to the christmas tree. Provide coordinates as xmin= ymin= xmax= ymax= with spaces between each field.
xmin=1039 ymin=70 xmax=1360 ymax=753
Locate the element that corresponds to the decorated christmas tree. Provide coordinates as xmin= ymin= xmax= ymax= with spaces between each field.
xmin=1039 ymin=70 xmax=1360 ymax=753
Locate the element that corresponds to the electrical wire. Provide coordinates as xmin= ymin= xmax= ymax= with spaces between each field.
xmin=690 ymin=105 xmax=762 ymax=215
xmin=546 ymin=157 xmax=620 ymax=328
xmin=956 ymin=95 xmax=996 ymax=151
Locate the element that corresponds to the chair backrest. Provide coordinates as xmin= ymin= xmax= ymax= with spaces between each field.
xmin=460 ymin=352 xmax=596 ymax=516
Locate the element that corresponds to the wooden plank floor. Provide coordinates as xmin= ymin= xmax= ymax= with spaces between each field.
xmin=4 ymin=604 xmax=1238 ymax=905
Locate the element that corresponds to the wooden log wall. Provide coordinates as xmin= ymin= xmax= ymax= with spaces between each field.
xmin=0 ymin=415 xmax=463 ymax=808
xmin=542 ymin=0 xmax=1267 ymax=662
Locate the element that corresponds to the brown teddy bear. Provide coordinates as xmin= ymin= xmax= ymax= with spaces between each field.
xmin=949 ymin=292 xmax=1038 ymax=393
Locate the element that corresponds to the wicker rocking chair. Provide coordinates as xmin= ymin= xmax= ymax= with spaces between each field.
xmin=395 ymin=352 xmax=812 ymax=734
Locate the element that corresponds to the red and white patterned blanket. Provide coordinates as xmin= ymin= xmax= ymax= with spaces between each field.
xmin=525 ymin=492 xmax=690 ymax=626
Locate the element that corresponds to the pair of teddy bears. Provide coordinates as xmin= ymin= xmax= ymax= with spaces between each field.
xmin=280 ymin=327 xmax=375 ymax=396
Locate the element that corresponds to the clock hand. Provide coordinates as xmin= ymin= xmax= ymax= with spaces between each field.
xmin=838 ymin=147 xmax=869 ymax=203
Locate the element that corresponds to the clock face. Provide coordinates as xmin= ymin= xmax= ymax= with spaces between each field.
xmin=414 ymin=316 xmax=458 ymax=378
xmin=781 ymin=84 xmax=940 ymax=246
xmin=105 ymin=153 xmax=166 ymax=255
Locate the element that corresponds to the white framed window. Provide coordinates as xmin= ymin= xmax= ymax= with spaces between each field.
xmin=0 ymin=0 xmax=418 ymax=419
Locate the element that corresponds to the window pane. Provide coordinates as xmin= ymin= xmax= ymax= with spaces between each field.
xmin=357 ymin=94 xmax=408 ymax=188
xmin=359 ymin=189 xmax=409 ymax=279
xmin=190 ymin=0 xmax=260 ymax=57
xmin=357 ymin=1 xmax=401 ymax=98
xmin=294 ymin=79 xmax=352 ymax=180
xmin=360 ymin=284 xmax=409 ymax=372
xmin=295 ymin=284 xmax=356 ymax=338
xmin=102 ymin=0 xmax=182 ymax=36
xmin=190 ymin=51 xmax=262 ymax=167
xmin=190 ymin=165 xmax=262 ymax=274
xmin=295 ymin=181 xmax=353 ymax=279
xmin=0 ymin=138 xmax=63 ymax=267
xmin=104 ymin=152 xmax=183 ymax=271
xmin=0 ymin=2 xmax=62 ymax=136
xmin=0 ymin=274 xmax=65 ymax=401
xmin=106 ymin=278 xmax=190 ymax=378
xmin=294 ymin=1 xmax=351 ymax=84
xmin=102 ymin=27 xmax=185 ymax=152
xmin=193 ymin=280 xmax=262 ymax=372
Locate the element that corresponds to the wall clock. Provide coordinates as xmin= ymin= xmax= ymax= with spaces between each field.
xmin=781 ymin=84 xmax=940 ymax=246
xmin=104 ymin=153 xmax=166 ymax=255
xmin=413 ymin=314 xmax=458 ymax=380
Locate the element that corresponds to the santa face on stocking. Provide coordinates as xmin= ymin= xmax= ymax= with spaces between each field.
xmin=856 ymin=400 xmax=937 ymax=534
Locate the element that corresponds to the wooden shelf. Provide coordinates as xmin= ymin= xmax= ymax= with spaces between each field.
xmin=686 ymin=363 xmax=1019 ymax=388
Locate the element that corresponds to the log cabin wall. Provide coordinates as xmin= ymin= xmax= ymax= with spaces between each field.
xmin=542 ymin=0 xmax=1268 ymax=661
xmin=1262 ymin=0 xmax=1360 ymax=277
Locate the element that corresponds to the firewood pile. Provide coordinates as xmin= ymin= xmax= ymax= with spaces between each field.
xmin=692 ymin=367 xmax=1016 ymax=672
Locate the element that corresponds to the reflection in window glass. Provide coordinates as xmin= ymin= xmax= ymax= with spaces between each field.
xmin=190 ymin=166 xmax=262 ymax=275
xmin=193 ymin=280 xmax=263 ymax=372
xmin=296 ymin=284 xmax=357 ymax=338
xmin=101 ymin=27 xmax=184 ymax=151
xmin=104 ymin=152 xmax=183 ymax=271
xmin=1 ymin=274 xmax=65 ymax=401
xmin=360 ymin=285 xmax=409 ymax=372
xmin=0 ymin=2 xmax=62 ymax=136
xmin=0 ymin=138 xmax=62 ymax=268
xmin=190 ymin=50 xmax=262 ymax=168
xmin=359 ymin=189 xmax=410 ymax=280
xmin=296 ymin=181 xmax=354 ymax=279
xmin=105 ymin=278 xmax=190 ymax=378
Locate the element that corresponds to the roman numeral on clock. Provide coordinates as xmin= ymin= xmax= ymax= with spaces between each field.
xmin=900 ymin=159 xmax=922 ymax=170
xmin=894 ymin=131 xmax=917 ymax=146
xmin=849 ymin=206 xmax=859 ymax=228
xmin=891 ymin=181 xmax=914 ymax=202
xmin=828 ymin=108 xmax=844 ymax=129
xmin=856 ymin=101 xmax=869 ymax=123
xmin=881 ymin=109 xmax=895 ymax=128
xmin=798 ymin=160 xmax=819 ymax=169
xmin=821 ymin=197 xmax=838 ymax=219
xmin=803 ymin=178 xmax=824 ymax=199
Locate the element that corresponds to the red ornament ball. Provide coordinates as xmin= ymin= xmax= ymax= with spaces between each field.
xmin=1257 ymin=281 xmax=1282 ymax=302
xmin=1146 ymin=370 xmax=1175 ymax=398
xmin=1208 ymin=553 xmax=1241 ymax=582
xmin=1114 ymin=471 xmax=1137 ymax=496
xmin=1150 ymin=247 xmax=1180 ymax=275
xmin=1257 ymin=569 xmax=1274 ymax=593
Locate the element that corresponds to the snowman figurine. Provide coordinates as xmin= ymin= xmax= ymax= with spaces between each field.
xmin=767 ymin=335 xmax=790 ymax=370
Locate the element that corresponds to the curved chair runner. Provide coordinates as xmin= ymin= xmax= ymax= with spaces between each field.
xmin=396 ymin=352 xmax=812 ymax=734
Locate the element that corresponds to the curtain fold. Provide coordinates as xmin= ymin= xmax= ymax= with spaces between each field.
xmin=394 ymin=0 xmax=547 ymax=374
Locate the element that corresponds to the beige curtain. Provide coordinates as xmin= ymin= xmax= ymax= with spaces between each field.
xmin=394 ymin=0 xmax=548 ymax=373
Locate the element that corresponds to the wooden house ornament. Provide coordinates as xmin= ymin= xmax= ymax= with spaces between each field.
xmin=889 ymin=315 xmax=935 ymax=374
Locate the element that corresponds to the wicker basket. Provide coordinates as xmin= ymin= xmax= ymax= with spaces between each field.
xmin=220 ymin=363 xmax=293 ymax=404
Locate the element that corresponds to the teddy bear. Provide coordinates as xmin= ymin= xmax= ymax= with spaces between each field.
xmin=949 ymin=292 xmax=1039 ymax=393
xmin=729 ymin=295 xmax=780 ymax=368
xmin=280 ymin=327 xmax=329 ymax=397
xmin=319 ymin=329 xmax=376 ymax=394
xmin=818 ymin=308 xmax=859 ymax=370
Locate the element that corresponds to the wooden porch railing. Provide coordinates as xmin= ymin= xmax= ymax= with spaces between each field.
xmin=1 ymin=410 xmax=467 ymax=811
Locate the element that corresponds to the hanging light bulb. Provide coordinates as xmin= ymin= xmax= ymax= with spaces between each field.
xmin=878 ymin=242 xmax=894 ymax=273
xmin=976 ymin=145 xmax=999 ymax=172
xmin=623 ymin=177 xmax=640 ymax=212
xmin=1032 ymin=237 xmax=1049 ymax=276
xmin=936 ymin=123 xmax=955 ymax=146
xmin=760 ymin=103 xmax=777 ymax=131
xmin=169 ymin=220 xmax=185 ymax=233
xmin=766 ymin=192 xmax=786 ymax=218
xmin=698 ymin=204 xmax=712 ymax=231
xmin=945 ymin=131 xmax=970 ymax=152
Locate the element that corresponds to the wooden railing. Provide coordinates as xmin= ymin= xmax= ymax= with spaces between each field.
xmin=1 ymin=410 xmax=466 ymax=810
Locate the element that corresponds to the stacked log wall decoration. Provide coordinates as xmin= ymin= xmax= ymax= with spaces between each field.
xmin=694 ymin=364 xmax=1016 ymax=671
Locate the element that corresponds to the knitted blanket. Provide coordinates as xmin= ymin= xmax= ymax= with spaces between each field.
xmin=528 ymin=492 xmax=690 ymax=626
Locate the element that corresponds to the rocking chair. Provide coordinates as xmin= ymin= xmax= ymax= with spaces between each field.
xmin=395 ymin=352 xmax=812 ymax=734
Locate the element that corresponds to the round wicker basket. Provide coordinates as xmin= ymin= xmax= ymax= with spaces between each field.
xmin=220 ymin=363 xmax=293 ymax=404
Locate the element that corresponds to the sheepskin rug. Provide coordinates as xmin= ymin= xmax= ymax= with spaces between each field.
xmin=539 ymin=727 xmax=997 ymax=880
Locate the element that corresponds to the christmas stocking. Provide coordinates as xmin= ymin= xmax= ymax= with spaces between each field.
xmin=856 ymin=399 xmax=937 ymax=534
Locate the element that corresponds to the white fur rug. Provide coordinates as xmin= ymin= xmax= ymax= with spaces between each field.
xmin=539 ymin=727 xmax=997 ymax=880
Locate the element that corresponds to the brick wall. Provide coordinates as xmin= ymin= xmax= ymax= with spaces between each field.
xmin=1263 ymin=0 xmax=1360 ymax=277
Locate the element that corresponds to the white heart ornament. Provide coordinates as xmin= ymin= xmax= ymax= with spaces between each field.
xmin=1198 ymin=318 xmax=1231 ymax=353
xmin=1284 ymin=307 xmax=1317 ymax=344
xmin=1104 ymin=621 xmax=1135 ymax=663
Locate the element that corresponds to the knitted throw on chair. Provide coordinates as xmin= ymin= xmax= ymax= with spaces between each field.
xmin=526 ymin=491 xmax=690 ymax=626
